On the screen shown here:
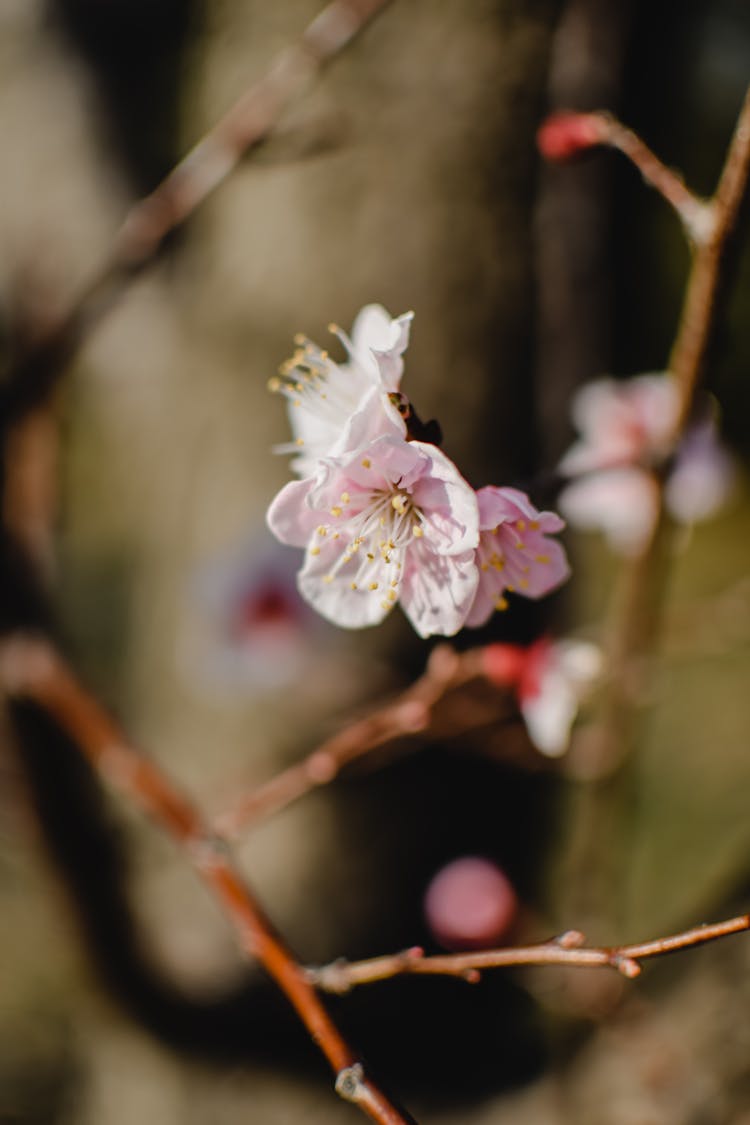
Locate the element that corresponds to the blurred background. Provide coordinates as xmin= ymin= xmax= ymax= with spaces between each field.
xmin=1 ymin=1 xmax=750 ymax=1122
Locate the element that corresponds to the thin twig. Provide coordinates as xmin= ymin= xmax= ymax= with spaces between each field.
xmin=538 ymin=111 xmax=713 ymax=241
xmin=307 ymin=915 xmax=750 ymax=993
xmin=213 ymin=645 xmax=490 ymax=840
xmin=597 ymin=114 xmax=714 ymax=244
xmin=0 ymin=0 xmax=392 ymax=424
xmin=0 ymin=634 xmax=415 ymax=1125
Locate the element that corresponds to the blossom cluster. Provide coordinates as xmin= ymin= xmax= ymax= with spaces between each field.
xmin=266 ymin=305 xmax=570 ymax=638
xmin=558 ymin=373 xmax=735 ymax=554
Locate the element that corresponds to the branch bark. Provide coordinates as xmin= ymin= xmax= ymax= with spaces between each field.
xmin=0 ymin=634 xmax=415 ymax=1125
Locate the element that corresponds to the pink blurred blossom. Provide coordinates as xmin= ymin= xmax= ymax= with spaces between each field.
xmin=423 ymin=856 xmax=518 ymax=951
xmin=483 ymin=637 xmax=602 ymax=756
xmin=559 ymin=375 xmax=735 ymax=553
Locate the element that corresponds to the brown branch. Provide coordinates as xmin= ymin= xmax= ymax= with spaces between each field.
xmin=0 ymin=634 xmax=415 ymax=1125
xmin=597 ymin=114 xmax=714 ymax=244
xmin=0 ymin=0 xmax=392 ymax=423
xmin=307 ymin=915 xmax=750 ymax=993
xmin=668 ymin=83 xmax=750 ymax=434
xmin=538 ymin=111 xmax=712 ymax=241
xmin=213 ymin=645 xmax=490 ymax=840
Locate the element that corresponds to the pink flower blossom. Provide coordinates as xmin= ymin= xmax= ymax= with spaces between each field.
xmin=267 ymin=423 xmax=479 ymax=638
xmin=483 ymin=637 xmax=602 ymax=756
xmin=465 ymin=487 xmax=570 ymax=628
xmin=558 ymin=374 xmax=735 ymax=553
xmin=269 ymin=304 xmax=413 ymax=478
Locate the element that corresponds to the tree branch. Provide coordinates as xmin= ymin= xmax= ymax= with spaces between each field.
xmin=307 ymin=915 xmax=750 ymax=993
xmin=213 ymin=645 xmax=493 ymax=840
xmin=0 ymin=0 xmax=392 ymax=424
xmin=0 ymin=634 xmax=415 ymax=1125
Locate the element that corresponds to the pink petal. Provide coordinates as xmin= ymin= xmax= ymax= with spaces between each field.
xmin=266 ymin=478 xmax=321 ymax=547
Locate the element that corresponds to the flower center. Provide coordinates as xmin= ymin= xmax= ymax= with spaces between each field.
xmin=318 ymin=484 xmax=425 ymax=604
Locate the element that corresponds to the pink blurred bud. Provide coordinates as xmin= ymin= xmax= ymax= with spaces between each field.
xmin=537 ymin=112 xmax=606 ymax=162
xmin=481 ymin=643 xmax=527 ymax=688
xmin=423 ymin=856 xmax=518 ymax=951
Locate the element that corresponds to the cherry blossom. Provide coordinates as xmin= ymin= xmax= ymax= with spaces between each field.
xmin=269 ymin=304 xmax=413 ymax=478
xmin=558 ymin=374 xmax=735 ymax=554
xmin=483 ymin=637 xmax=602 ymax=756
xmin=267 ymin=421 xmax=479 ymax=638
xmin=465 ymin=487 xmax=570 ymax=628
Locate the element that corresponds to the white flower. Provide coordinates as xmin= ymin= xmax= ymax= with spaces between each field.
xmin=269 ymin=304 xmax=413 ymax=478
xmin=267 ymin=417 xmax=479 ymax=638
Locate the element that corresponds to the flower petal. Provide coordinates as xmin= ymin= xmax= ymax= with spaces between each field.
xmin=409 ymin=442 xmax=479 ymax=555
xmin=351 ymin=304 xmax=414 ymax=391
xmin=399 ymin=545 xmax=479 ymax=638
xmin=297 ymin=535 xmax=399 ymax=629
xmin=266 ymin=477 xmax=321 ymax=546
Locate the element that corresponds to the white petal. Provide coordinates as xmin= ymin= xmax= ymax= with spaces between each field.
xmin=266 ymin=478 xmax=320 ymax=546
xmin=521 ymin=670 xmax=577 ymax=757
xmin=351 ymin=305 xmax=414 ymax=391
xmin=297 ymin=536 xmax=396 ymax=629
xmin=409 ymin=442 xmax=479 ymax=555
xmin=399 ymin=546 xmax=478 ymax=638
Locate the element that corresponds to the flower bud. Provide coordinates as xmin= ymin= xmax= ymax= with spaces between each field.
xmin=537 ymin=112 xmax=606 ymax=162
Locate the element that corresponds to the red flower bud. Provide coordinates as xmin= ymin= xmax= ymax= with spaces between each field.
xmin=537 ymin=112 xmax=606 ymax=162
